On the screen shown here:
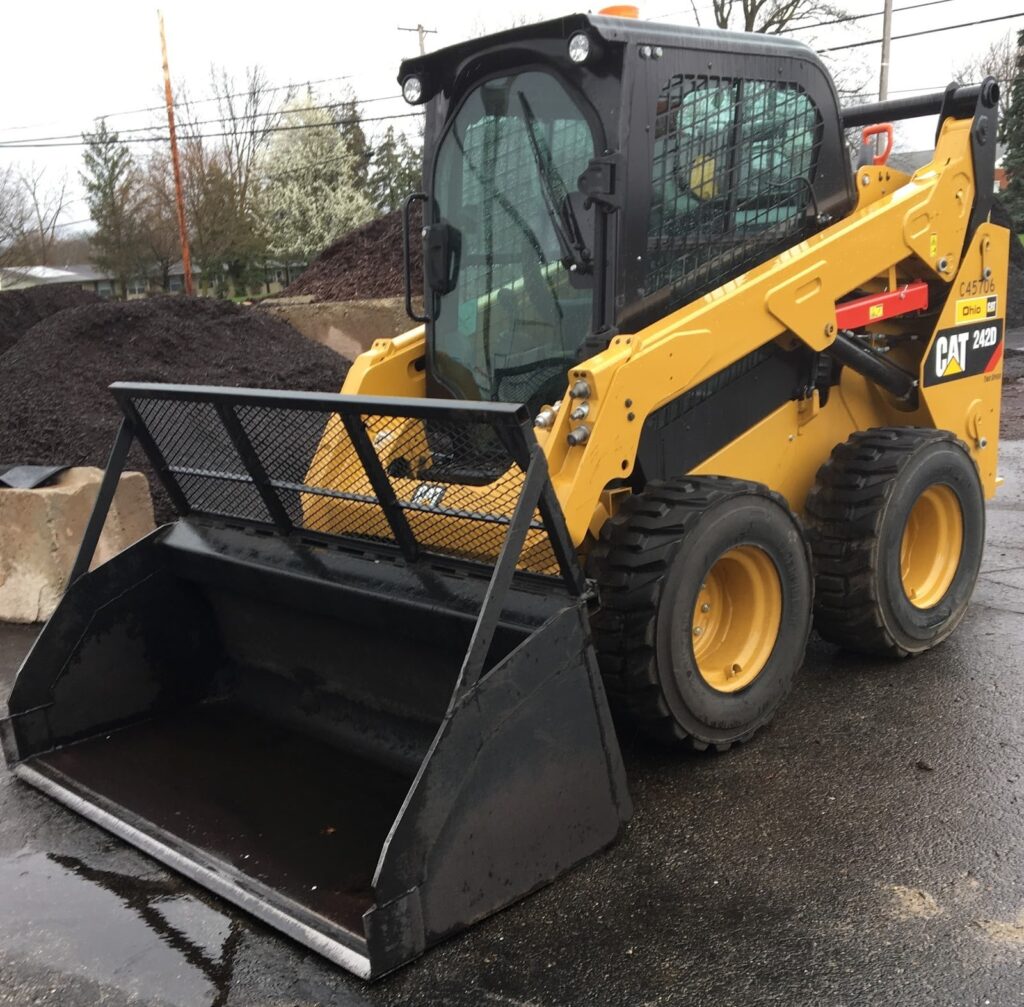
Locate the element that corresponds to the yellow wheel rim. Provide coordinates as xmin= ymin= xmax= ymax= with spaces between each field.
xmin=900 ymin=484 xmax=963 ymax=609
xmin=691 ymin=546 xmax=783 ymax=693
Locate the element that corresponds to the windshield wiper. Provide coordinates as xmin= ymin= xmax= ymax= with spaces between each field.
xmin=516 ymin=91 xmax=592 ymax=275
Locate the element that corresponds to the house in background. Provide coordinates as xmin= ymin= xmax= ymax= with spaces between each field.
xmin=0 ymin=259 xmax=306 ymax=299
xmin=0 ymin=265 xmax=104 ymax=293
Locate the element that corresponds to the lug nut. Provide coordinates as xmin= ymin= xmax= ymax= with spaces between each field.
xmin=566 ymin=424 xmax=591 ymax=446
xmin=570 ymin=401 xmax=590 ymax=420
xmin=570 ymin=379 xmax=591 ymax=399
xmin=534 ymin=408 xmax=555 ymax=430
xmin=693 ymin=626 xmax=703 ymax=637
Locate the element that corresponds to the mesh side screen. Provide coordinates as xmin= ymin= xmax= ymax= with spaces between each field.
xmin=645 ymin=75 xmax=821 ymax=311
xmin=134 ymin=398 xmax=272 ymax=523
xmin=127 ymin=394 xmax=560 ymax=576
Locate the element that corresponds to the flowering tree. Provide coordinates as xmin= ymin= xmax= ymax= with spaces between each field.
xmin=257 ymin=98 xmax=374 ymax=261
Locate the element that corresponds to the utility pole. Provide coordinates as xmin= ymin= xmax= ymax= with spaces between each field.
xmin=398 ymin=23 xmax=437 ymax=55
xmin=158 ymin=10 xmax=193 ymax=296
xmin=878 ymin=0 xmax=893 ymax=101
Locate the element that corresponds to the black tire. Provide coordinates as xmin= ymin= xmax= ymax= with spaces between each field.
xmin=805 ymin=427 xmax=985 ymax=657
xmin=589 ymin=477 xmax=813 ymax=751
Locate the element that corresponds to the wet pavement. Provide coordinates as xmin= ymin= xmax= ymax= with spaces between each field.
xmin=1 ymin=444 xmax=1023 ymax=1006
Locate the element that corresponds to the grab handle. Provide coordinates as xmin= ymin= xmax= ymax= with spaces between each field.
xmin=403 ymin=192 xmax=430 ymax=323
xmin=862 ymin=123 xmax=894 ymax=165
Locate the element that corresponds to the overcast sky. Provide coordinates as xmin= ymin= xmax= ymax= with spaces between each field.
xmin=1 ymin=0 xmax=1021 ymax=236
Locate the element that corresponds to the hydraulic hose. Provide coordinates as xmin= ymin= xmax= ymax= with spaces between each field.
xmin=827 ymin=332 xmax=918 ymax=403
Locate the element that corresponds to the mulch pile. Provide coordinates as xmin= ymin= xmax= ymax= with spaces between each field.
xmin=0 ymin=296 xmax=350 ymax=522
xmin=0 ymin=285 xmax=100 ymax=356
xmin=277 ymin=209 xmax=422 ymax=303
xmin=991 ymin=198 xmax=1024 ymax=328
xmin=1005 ymin=224 xmax=1024 ymax=330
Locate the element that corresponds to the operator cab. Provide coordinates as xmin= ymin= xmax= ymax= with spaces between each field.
xmin=399 ymin=12 xmax=855 ymax=411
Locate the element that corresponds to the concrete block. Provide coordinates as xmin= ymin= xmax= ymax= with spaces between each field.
xmin=262 ymin=298 xmax=410 ymax=360
xmin=0 ymin=467 xmax=155 ymax=624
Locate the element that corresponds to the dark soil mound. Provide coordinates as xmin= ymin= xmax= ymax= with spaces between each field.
xmin=0 ymin=296 xmax=350 ymax=522
xmin=0 ymin=285 xmax=100 ymax=356
xmin=278 ymin=209 xmax=422 ymax=302
xmin=991 ymin=198 xmax=1024 ymax=328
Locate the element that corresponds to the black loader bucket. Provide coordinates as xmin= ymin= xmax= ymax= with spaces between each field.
xmin=1 ymin=383 xmax=630 ymax=979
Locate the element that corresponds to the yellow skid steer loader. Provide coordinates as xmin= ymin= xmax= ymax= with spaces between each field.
xmin=2 ymin=10 xmax=1006 ymax=979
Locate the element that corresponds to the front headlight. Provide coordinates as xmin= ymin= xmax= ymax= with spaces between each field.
xmin=568 ymin=32 xmax=591 ymax=64
xmin=402 ymin=75 xmax=424 ymax=104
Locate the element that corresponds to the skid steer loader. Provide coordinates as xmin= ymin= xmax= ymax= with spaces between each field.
xmin=2 ymin=9 xmax=1007 ymax=979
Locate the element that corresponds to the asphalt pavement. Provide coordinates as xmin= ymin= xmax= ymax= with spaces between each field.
xmin=1 ymin=443 xmax=1022 ymax=1007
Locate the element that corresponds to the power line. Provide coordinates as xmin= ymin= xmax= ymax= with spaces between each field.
xmin=647 ymin=2 xmax=724 ymax=21
xmin=651 ymin=0 xmax=961 ymax=31
xmin=95 ymin=75 xmax=356 ymax=125
xmin=819 ymin=12 xmax=1024 ymax=53
xmin=0 ymin=96 xmax=405 ymax=146
xmin=0 ymin=111 xmax=424 ymax=150
xmin=783 ymin=0 xmax=958 ymax=33
xmin=0 ymin=74 xmax=371 ymax=139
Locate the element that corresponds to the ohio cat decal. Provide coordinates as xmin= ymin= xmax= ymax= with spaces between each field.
xmin=924 ymin=320 xmax=1003 ymax=386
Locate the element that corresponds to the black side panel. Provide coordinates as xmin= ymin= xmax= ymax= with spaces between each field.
xmin=366 ymin=603 xmax=630 ymax=972
xmin=5 ymin=532 xmax=218 ymax=758
xmin=635 ymin=345 xmax=814 ymax=482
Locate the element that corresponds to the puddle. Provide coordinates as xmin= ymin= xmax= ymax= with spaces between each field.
xmin=0 ymin=850 xmax=240 ymax=1006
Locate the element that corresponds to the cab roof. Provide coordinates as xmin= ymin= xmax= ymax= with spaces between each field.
xmin=397 ymin=12 xmax=819 ymax=85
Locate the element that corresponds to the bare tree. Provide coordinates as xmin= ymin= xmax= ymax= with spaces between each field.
xmin=175 ymin=124 xmax=260 ymax=294
xmin=18 ymin=167 xmax=69 ymax=266
xmin=139 ymin=149 xmax=182 ymax=291
xmin=954 ymin=29 xmax=1018 ymax=136
xmin=211 ymin=68 xmax=291 ymax=229
xmin=688 ymin=0 xmax=848 ymax=34
xmin=46 ymin=231 xmax=93 ymax=267
xmin=0 ymin=165 xmax=30 ymax=270
xmin=177 ymin=66 xmax=293 ymax=290
xmin=684 ymin=0 xmax=866 ymax=99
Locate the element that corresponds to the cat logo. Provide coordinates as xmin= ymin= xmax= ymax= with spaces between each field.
xmin=411 ymin=483 xmax=446 ymax=508
xmin=924 ymin=320 xmax=1003 ymax=386
xmin=934 ymin=330 xmax=969 ymax=378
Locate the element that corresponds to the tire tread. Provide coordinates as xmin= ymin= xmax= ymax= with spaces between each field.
xmin=590 ymin=475 xmax=803 ymax=750
xmin=804 ymin=426 xmax=967 ymax=657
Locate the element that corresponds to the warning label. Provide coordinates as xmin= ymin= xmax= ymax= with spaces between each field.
xmin=954 ymin=295 xmax=999 ymax=323
xmin=924 ymin=320 xmax=1004 ymax=386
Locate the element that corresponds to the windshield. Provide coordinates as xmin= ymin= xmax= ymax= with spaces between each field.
xmin=431 ymin=70 xmax=596 ymax=410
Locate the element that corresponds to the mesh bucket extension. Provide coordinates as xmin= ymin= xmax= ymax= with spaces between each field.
xmin=0 ymin=383 xmax=630 ymax=979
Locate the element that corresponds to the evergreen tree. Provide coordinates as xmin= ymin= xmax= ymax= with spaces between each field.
xmin=368 ymin=126 xmax=423 ymax=214
xmin=1000 ymin=31 xmax=1024 ymax=230
xmin=81 ymin=120 xmax=144 ymax=297
xmin=335 ymin=94 xmax=373 ymax=193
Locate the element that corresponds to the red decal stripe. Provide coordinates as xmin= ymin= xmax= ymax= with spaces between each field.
xmin=984 ymin=341 xmax=1004 ymax=374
